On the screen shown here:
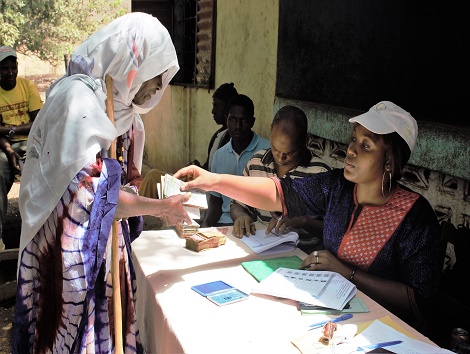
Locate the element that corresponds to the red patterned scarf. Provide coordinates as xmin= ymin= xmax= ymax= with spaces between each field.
xmin=337 ymin=185 xmax=419 ymax=270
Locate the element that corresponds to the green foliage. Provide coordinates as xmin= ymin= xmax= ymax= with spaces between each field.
xmin=0 ymin=0 xmax=128 ymax=66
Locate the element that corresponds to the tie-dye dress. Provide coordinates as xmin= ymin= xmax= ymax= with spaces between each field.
xmin=13 ymin=132 xmax=144 ymax=353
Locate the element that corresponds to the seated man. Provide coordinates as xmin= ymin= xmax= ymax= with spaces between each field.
xmin=0 ymin=46 xmax=43 ymax=251
xmin=203 ymin=94 xmax=270 ymax=227
xmin=230 ymin=105 xmax=331 ymax=253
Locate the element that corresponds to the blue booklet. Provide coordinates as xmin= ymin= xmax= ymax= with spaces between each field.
xmin=191 ymin=280 xmax=249 ymax=306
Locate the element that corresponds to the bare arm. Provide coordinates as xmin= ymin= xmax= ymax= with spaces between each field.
xmin=0 ymin=137 xmax=21 ymax=174
xmin=0 ymin=109 xmax=39 ymax=137
xmin=0 ymin=137 xmax=9 ymax=152
xmin=174 ymin=165 xmax=282 ymax=212
xmin=115 ymin=190 xmax=192 ymax=227
xmin=267 ymin=216 xmax=324 ymax=236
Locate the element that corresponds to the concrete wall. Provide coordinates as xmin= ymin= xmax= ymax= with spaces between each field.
xmin=141 ymin=0 xmax=279 ymax=174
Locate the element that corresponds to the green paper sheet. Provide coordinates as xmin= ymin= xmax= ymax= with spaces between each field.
xmin=241 ymin=255 xmax=303 ymax=282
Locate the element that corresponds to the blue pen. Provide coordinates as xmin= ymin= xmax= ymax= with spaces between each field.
xmin=308 ymin=313 xmax=353 ymax=329
xmin=357 ymin=340 xmax=403 ymax=351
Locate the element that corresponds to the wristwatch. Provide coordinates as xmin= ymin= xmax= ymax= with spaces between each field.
xmin=6 ymin=126 xmax=15 ymax=138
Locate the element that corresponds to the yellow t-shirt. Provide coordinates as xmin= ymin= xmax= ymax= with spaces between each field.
xmin=0 ymin=77 xmax=43 ymax=142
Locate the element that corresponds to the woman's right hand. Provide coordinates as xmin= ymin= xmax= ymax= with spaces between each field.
xmin=266 ymin=216 xmax=307 ymax=235
xmin=154 ymin=194 xmax=193 ymax=227
xmin=174 ymin=165 xmax=216 ymax=191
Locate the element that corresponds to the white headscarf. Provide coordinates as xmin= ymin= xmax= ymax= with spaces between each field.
xmin=19 ymin=13 xmax=179 ymax=254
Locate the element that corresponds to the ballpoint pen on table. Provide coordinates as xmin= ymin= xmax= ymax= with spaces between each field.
xmin=308 ymin=313 xmax=353 ymax=330
xmin=356 ymin=340 xmax=403 ymax=351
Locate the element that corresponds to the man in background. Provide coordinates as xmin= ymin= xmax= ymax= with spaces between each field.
xmin=0 ymin=46 xmax=43 ymax=250
xmin=230 ymin=105 xmax=331 ymax=253
xmin=203 ymin=94 xmax=270 ymax=227
xmin=189 ymin=82 xmax=238 ymax=171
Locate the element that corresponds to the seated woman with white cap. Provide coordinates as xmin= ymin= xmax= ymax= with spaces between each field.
xmin=173 ymin=101 xmax=442 ymax=331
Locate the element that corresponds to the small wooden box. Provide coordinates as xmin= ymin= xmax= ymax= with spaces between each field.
xmin=186 ymin=229 xmax=227 ymax=252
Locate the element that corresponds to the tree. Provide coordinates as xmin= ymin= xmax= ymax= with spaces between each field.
xmin=0 ymin=0 xmax=128 ymax=66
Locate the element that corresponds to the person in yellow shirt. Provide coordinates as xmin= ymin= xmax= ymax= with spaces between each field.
xmin=0 ymin=46 xmax=43 ymax=250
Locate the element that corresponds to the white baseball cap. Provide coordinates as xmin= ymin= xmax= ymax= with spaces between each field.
xmin=0 ymin=46 xmax=17 ymax=63
xmin=349 ymin=101 xmax=418 ymax=153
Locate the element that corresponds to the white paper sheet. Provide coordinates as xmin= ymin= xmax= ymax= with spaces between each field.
xmin=340 ymin=319 xmax=453 ymax=354
xmin=241 ymin=229 xmax=299 ymax=255
xmin=251 ymin=268 xmax=356 ymax=310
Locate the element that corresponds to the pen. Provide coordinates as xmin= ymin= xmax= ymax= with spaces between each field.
xmin=267 ymin=218 xmax=281 ymax=236
xmin=357 ymin=340 xmax=403 ymax=351
xmin=308 ymin=313 xmax=353 ymax=329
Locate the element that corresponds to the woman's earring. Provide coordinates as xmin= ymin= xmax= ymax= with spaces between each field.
xmin=388 ymin=171 xmax=392 ymax=195
xmin=381 ymin=163 xmax=392 ymax=198
xmin=381 ymin=171 xmax=386 ymax=198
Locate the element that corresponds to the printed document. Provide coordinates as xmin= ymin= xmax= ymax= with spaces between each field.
xmin=251 ymin=268 xmax=356 ymax=310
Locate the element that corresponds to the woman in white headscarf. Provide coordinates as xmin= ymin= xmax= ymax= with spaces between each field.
xmin=13 ymin=13 xmax=191 ymax=353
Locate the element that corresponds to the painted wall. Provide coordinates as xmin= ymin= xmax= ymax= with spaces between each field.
xmin=141 ymin=0 xmax=279 ymax=174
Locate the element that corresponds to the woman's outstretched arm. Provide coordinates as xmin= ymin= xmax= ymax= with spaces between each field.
xmin=174 ymin=165 xmax=282 ymax=212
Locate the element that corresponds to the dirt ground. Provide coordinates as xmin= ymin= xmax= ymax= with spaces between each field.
xmin=24 ymin=74 xmax=61 ymax=94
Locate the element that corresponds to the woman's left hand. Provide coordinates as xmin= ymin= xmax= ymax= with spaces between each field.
xmin=300 ymin=250 xmax=351 ymax=278
xmin=157 ymin=194 xmax=193 ymax=226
